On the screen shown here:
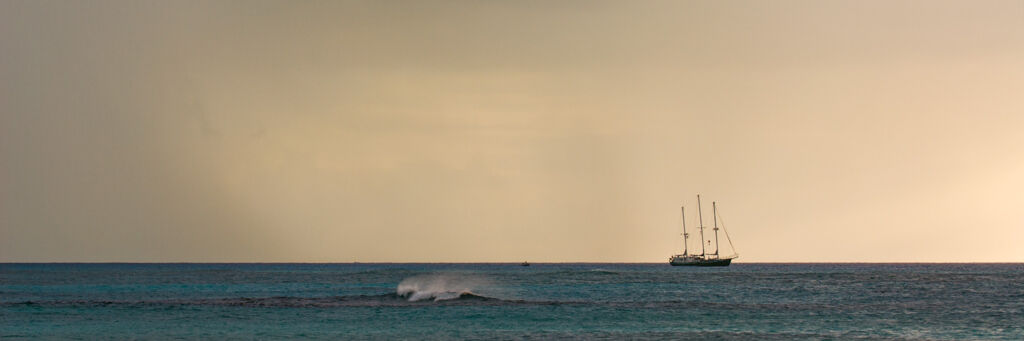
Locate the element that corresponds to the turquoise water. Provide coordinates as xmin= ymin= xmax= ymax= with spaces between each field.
xmin=2 ymin=263 xmax=1022 ymax=339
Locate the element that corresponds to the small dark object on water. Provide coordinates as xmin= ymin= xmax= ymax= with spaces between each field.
xmin=520 ymin=262 xmax=530 ymax=266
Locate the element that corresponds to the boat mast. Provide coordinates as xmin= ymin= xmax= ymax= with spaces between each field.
xmin=697 ymin=195 xmax=706 ymax=257
xmin=718 ymin=208 xmax=738 ymax=258
xmin=681 ymin=206 xmax=689 ymax=256
xmin=713 ymin=201 xmax=720 ymax=257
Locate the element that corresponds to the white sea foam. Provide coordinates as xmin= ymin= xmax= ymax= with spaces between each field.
xmin=396 ymin=273 xmax=489 ymax=302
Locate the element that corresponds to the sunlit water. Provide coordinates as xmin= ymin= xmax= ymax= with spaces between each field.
xmin=2 ymin=263 xmax=1022 ymax=339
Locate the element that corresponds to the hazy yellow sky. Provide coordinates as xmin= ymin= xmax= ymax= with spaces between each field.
xmin=2 ymin=1 xmax=1022 ymax=262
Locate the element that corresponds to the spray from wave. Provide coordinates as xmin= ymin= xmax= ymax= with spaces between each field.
xmin=396 ymin=273 xmax=491 ymax=302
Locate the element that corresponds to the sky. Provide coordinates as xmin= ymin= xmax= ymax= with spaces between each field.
xmin=2 ymin=1 xmax=1022 ymax=262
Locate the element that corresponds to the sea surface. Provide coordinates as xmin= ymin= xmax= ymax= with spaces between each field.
xmin=2 ymin=263 xmax=1022 ymax=339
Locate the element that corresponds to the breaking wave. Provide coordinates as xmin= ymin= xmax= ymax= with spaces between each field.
xmin=396 ymin=273 xmax=490 ymax=302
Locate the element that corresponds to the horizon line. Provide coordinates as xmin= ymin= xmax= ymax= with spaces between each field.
xmin=3 ymin=261 xmax=1023 ymax=264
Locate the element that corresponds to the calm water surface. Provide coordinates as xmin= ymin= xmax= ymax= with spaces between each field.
xmin=2 ymin=263 xmax=1022 ymax=339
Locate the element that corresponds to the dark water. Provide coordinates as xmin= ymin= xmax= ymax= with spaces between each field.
xmin=2 ymin=263 xmax=1022 ymax=339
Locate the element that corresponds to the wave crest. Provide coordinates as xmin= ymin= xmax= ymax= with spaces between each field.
xmin=396 ymin=273 xmax=489 ymax=302
xmin=1 ymin=293 xmax=534 ymax=308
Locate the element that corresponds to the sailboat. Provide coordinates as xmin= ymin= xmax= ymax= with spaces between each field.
xmin=669 ymin=195 xmax=738 ymax=266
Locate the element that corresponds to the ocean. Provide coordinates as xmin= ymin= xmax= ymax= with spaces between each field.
xmin=2 ymin=263 xmax=1022 ymax=339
